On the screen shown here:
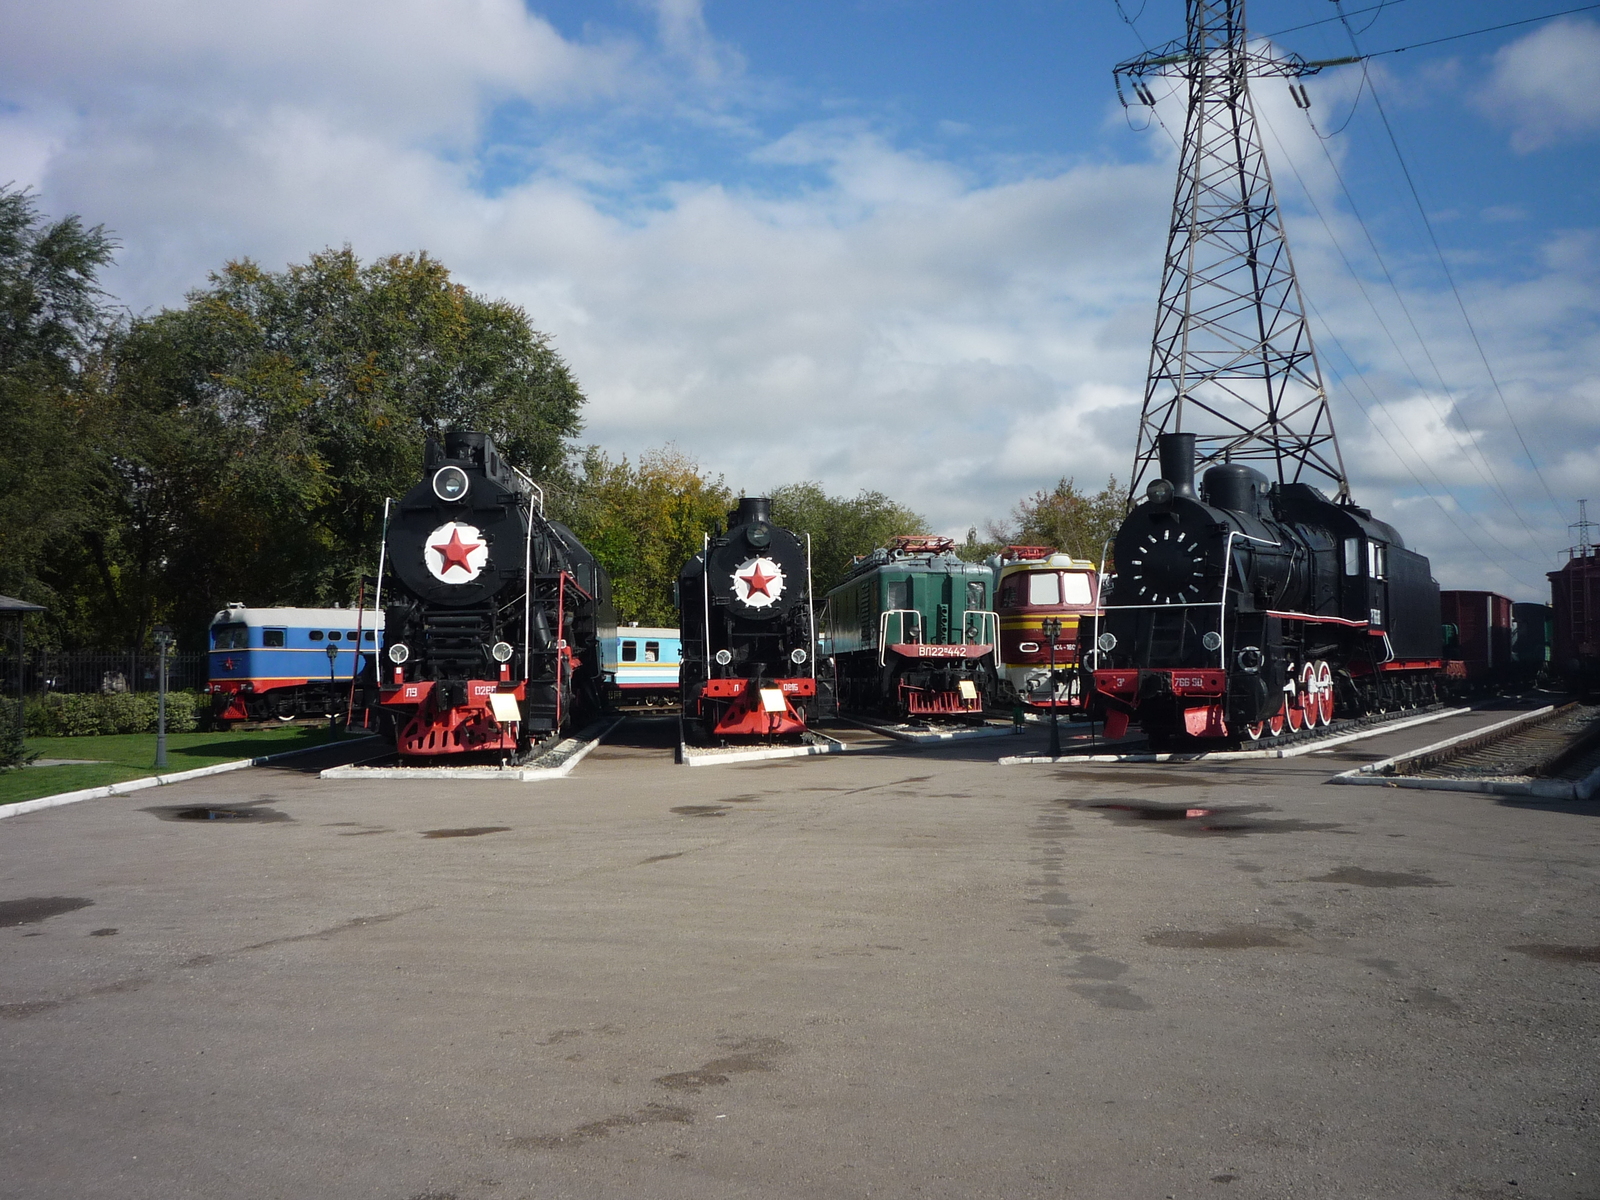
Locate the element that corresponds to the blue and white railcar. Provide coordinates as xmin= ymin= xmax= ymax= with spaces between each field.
xmin=601 ymin=626 xmax=681 ymax=706
xmin=209 ymin=604 xmax=384 ymax=722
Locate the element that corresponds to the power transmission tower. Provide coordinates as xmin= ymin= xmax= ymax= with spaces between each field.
xmin=1116 ymin=0 xmax=1352 ymax=500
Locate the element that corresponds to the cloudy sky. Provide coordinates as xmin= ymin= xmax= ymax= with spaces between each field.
xmin=3 ymin=0 xmax=1596 ymax=599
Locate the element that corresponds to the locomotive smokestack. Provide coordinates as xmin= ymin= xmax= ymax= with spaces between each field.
xmin=1157 ymin=432 xmax=1197 ymax=499
xmin=731 ymin=496 xmax=772 ymax=526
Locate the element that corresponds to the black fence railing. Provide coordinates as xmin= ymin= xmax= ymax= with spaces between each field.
xmin=0 ymin=651 xmax=210 ymax=696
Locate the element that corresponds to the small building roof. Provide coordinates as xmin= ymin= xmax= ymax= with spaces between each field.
xmin=0 ymin=595 xmax=45 ymax=614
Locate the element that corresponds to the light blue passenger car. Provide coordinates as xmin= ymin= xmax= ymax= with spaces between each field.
xmin=209 ymin=604 xmax=384 ymax=722
xmin=600 ymin=626 xmax=681 ymax=707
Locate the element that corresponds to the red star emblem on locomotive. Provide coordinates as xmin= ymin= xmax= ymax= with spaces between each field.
xmin=431 ymin=527 xmax=481 ymax=575
xmin=730 ymin=556 xmax=785 ymax=608
xmin=740 ymin=563 xmax=777 ymax=597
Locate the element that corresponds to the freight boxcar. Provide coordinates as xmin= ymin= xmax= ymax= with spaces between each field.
xmin=1549 ymin=549 xmax=1600 ymax=694
xmin=1440 ymin=590 xmax=1513 ymax=686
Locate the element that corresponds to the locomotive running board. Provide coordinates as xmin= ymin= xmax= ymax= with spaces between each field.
xmin=319 ymin=716 xmax=623 ymax=781
xmin=677 ymin=719 xmax=847 ymax=766
xmin=998 ymin=705 xmax=1470 ymax=765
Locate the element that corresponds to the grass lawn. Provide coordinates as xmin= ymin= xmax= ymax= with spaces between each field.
xmin=2 ymin=726 xmax=365 ymax=808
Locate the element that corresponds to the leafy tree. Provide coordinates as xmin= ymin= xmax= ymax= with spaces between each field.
xmin=769 ymin=482 xmax=929 ymax=596
xmin=0 ymin=186 xmax=120 ymax=648
xmin=552 ymin=446 xmax=733 ymax=626
xmin=106 ymin=247 xmax=587 ymax=642
xmin=982 ymin=476 xmax=1129 ymax=566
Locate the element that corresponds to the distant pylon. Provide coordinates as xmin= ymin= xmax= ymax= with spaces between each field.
xmin=1116 ymin=0 xmax=1349 ymax=500
xmin=1570 ymin=499 xmax=1596 ymax=559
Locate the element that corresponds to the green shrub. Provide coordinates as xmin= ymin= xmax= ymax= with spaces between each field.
xmin=1 ymin=691 xmax=205 ymax=737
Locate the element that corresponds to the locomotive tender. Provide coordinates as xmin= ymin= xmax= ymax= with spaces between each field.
xmin=1091 ymin=432 xmax=1444 ymax=744
xmin=678 ymin=497 xmax=817 ymax=739
xmin=379 ymin=431 xmax=615 ymax=757
xmin=822 ymin=536 xmax=998 ymax=720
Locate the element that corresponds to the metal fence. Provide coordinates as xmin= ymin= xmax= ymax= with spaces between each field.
xmin=0 ymin=651 xmax=210 ymax=696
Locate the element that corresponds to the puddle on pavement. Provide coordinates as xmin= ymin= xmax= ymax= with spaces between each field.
xmin=1146 ymin=926 xmax=1295 ymax=949
xmin=1076 ymin=799 xmax=1341 ymax=836
xmin=670 ymin=805 xmax=730 ymax=818
xmin=1310 ymin=866 xmax=1444 ymax=888
xmin=421 ymin=826 xmax=510 ymax=839
xmin=146 ymin=804 xmax=289 ymax=823
xmin=1508 ymin=943 xmax=1600 ymax=963
xmin=1 ymin=896 xmax=94 ymax=926
xmin=89 ymin=927 xmax=118 ymax=937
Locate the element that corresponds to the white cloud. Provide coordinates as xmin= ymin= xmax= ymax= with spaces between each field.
xmin=1479 ymin=16 xmax=1600 ymax=152
xmin=1 ymin=2 xmax=1595 ymax=601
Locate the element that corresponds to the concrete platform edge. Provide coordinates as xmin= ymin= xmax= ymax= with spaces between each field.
xmin=320 ymin=717 xmax=624 ymax=782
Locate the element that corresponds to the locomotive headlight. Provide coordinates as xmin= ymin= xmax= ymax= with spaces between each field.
xmin=790 ymin=647 xmax=808 ymax=665
xmin=1096 ymin=632 xmax=1117 ymax=652
xmin=432 ymin=465 xmax=470 ymax=502
xmin=747 ymin=523 xmax=771 ymax=548
xmin=491 ymin=641 xmax=514 ymax=663
xmin=1145 ymin=478 xmax=1175 ymax=507
xmin=1202 ymin=631 xmax=1223 ymax=651
xmin=714 ymin=649 xmax=733 ymax=666
xmin=388 ymin=642 xmax=410 ymax=664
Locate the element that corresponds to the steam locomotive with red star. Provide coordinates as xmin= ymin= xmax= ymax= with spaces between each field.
xmin=377 ymin=431 xmax=615 ymax=758
xmin=677 ymin=496 xmax=819 ymax=740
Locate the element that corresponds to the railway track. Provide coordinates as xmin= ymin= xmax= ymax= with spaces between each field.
xmin=1336 ymin=701 xmax=1600 ymax=800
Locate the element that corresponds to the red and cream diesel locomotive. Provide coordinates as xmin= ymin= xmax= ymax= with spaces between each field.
xmin=378 ymin=432 xmax=614 ymax=757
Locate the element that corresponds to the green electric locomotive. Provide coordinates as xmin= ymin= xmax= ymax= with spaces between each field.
xmin=821 ymin=536 xmax=999 ymax=720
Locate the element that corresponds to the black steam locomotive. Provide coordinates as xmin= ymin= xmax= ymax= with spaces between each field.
xmin=1090 ymin=432 xmax=1444 ymax=745
xmin=677 ymin=497 xmax=817 ymax=739
xmin=378 ymin=431 xmax=615 ymax=757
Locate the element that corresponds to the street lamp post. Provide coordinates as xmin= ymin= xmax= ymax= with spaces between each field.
xmin=1042 ymin=617 xmax=1063 ymax=760
xmin=326 ymin=644 xmax=340 ymax=737
xmin=153 ymin=624 xmax=172 ymax=769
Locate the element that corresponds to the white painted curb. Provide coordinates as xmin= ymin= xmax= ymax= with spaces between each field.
xmin=1 ymin=735 xmax=386 ymax=820
xmin=839 ymin=717 xmax=1021 ymax=744
xmin=999 ymin=706 xmax=1471 ymax=766
xmin=320 ymin=717 xmax=624 ymax=782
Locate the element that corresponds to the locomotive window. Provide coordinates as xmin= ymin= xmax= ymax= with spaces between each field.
xmin=364 ymin=631 xmax=376 ymax=641
xmin=621 ymin=641 xmax=638 ymax=662
xmin=263 ymin=629 xmax=285 ymax=648
xmin=887 ymin=580 xmax=910 ymax=611
xmin=967 ymin=581 xmax=985 ymax=610
xmin=999 ymin=583 xmax=1017 ymax=607
xmin=1343 ymin=538 xmax=1360 ymax=576
xmin=644 ymin=641 xmax=659 ymax=662
xmin=309 ymin=630 xmax=324 ymax=641
xmin=1062 ymin=573 xmax=1093 ymax=605
xmin=1368 ymin=542 xmax=1387 ymax=581
xmin=328 ymin=631 xmax=342 ymax=641
xmin=1028 ymin=573 xmax=1061 ymax=606
xmin=213 ymin=624 xmax=248 ymax=649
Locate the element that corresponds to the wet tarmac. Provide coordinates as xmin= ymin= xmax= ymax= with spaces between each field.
xmin=1 ymin=703 xmax=1597 ymax=1199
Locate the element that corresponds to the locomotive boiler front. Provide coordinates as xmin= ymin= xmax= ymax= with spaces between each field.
xmin=378 ymin=431 xmax=613 ymax=757
xmin=679 ymin=496 xmax=817 ymax=739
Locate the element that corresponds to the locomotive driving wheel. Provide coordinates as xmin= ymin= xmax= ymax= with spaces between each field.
xmin=1314 ymin=660 xmax=1334 ymax=725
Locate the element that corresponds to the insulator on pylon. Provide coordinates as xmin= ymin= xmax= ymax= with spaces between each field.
xmin=1135 ymin=82 xmax=1157 ymax=107
xmin=1291 ymin=83 xmax=1311 ymax=110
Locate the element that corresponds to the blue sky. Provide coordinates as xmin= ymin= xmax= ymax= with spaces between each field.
xmin=2 ymin=1 xmax=1596 ymax=599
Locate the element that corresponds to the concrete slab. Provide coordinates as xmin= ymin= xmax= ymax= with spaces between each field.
xmin=677 ymin=722 xmax=846 ymax=766
xmin=2 ymin=709 xmax=1596 ymax=1199
xmin=839 ymin=715 xmax=1021 ymax=743
xmin=320 ymin=717 xmax=623 ymax=781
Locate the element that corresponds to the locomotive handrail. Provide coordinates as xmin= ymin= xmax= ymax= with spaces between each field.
xmin=878 ymin=609 xmax=923 ymax=666
xmin=963 ymin=609 xmax=1000 ymax=648
xmin=805 ymin=533 xmax=817 ymax=679
xmin=510 ymin=464 xmax=545 ymax=516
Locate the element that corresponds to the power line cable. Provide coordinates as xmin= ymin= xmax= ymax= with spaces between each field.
xmin=1351 ymin=3 xmax=1600 ymax=58
xmin=1256 ymin=109 xmax=1552 ymax=567
xmin=1266 ymin=0 xmax=1409 ymax=40
xmin=1333 ymin=2 xmax=1570 ymax=522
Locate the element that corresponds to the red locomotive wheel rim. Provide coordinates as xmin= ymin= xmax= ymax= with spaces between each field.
xmin=1315 ymin=660 xmax=1334 ymax=725
xmin=1245 ymin=720 xmax=1265 ymax=741
xmin=1285 ymin=694 xmax=1304 ymax=732
xmin=1267 ymin=703 xmax=1285 ymax=736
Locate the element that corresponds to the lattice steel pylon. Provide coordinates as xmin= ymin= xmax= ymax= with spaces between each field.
xmin=1116 ymin=0 xmax=1350 ymax=500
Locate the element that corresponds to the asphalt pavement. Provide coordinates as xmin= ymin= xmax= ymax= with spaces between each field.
xmin=2 ymin=705 xmax=1596 ymax=1200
